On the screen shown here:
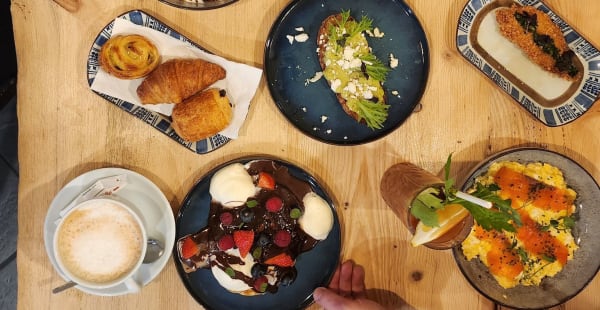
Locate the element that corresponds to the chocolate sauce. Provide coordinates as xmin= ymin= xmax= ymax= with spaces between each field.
xmin=178 ymin=160 xmax=324 ymax=294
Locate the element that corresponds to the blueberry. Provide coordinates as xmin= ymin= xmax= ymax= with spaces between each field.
xmin=251 ymin=263 xmax=266 ymax=278
xmin=240 ymin=208 xmax=254 ymax=223
xmin=257 ymin=233 xmax=270 ymax=247
xmin=279 ymin=269 xmax=297 ymax=286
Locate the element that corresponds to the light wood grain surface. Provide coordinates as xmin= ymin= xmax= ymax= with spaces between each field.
xmin=12 ymin=0 xmax=600 ymax=309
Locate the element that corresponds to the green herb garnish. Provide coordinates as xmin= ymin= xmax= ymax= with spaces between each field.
xmin=225 ymin=267 xmax=235 ymax=278
xmin=360 ymin=53 xmax=391 ymax=81
xmin=353 ymin=99 xmax=389 ymax=129
xmin=246 ymin=200 xmax=258 ymax=208
xmin=290 ymin=208 xmax=302 ymax=219
xmin=410 ymin=154 xmax=522 ymax=232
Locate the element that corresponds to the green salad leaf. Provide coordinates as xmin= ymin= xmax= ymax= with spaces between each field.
xmin=410 ymin=154 xmax=522 ymax=232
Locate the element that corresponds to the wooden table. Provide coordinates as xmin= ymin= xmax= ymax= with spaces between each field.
xmin=12 ymin=0 xmax=600 ymax=309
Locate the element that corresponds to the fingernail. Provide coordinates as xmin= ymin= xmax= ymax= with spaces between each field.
xmin=313 ymin=287 xmax=324 ymax=300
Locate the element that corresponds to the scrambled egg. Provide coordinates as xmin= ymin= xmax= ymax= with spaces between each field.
xmin=462 ymin=161 xmax=578 ymax=288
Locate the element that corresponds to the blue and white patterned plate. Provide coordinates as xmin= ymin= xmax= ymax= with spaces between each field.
xmin=457 ymin=0 xmax=600 ymax=126
xmin=87 ymin=10 xmax=230 ymax=154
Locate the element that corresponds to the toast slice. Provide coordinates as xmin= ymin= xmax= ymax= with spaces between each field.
xmin=316 ymin=11 xmax=389 ymax=130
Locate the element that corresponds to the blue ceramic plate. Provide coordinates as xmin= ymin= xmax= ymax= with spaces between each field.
xmin=453 ymin=147 xmax=600 ymax=309
xmin=87 ymin=10 xmax=230 ymax=154
xmin=265 ymin=0 xmax=429 ymax=145
xmin=174 ymin=157 xmax=341 ymax=310
xmin=456 ymin=0 xmax=600 ymax=126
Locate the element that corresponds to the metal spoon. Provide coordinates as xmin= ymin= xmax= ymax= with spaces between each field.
xmin=143 ymin=238 xmax=164 ymax=264
xmin=52 ymin=238 xmax=165 ymax=294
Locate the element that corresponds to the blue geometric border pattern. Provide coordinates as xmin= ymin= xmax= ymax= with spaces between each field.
xmin=86 ymin=10 xmax=230 ymax=154
xmin=456 ymin=0 xmax=600 ymax=126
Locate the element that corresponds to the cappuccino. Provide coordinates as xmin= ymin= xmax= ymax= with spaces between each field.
xmin=55 ymin=199 xmax=144 ymax=286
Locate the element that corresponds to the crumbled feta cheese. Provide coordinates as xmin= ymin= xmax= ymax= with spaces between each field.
xmin=373 ymin=27 xmax=384 ymax=38
xmin=344 ymin=81 xmax=357 ymax=94
xmin=286 ymin=35 xmax=294 ymax=44
xmin=330 ymin=79 xmax=342 ymax=92
xmin=295 ymin=27 xmax=304 ymax=32
xmin=295 ymin=33 xmax=309 ymax=42
xmin=343 ymin=46 xmax=355 ymax=61
xmin=344 ymin=136 xmax=348 ymax=140
xmin=389 ymin=53 xmax=399 ymax=69
xmin=320 ymin=115 xmax=328 ymax=123
xmin=362 ymin=90 xmax=373 ymax=99
xmin=391 ymin=90 xmax=399 ymax=96
xmin=326 ymin=129 xmax=332 ymax=134
xmin=304 ymin=72 xmax=323 ymax=86
xmin=302 ymin=107 xmax=307 ymax=112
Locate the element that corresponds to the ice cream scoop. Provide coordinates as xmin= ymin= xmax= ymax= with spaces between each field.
xmin=298 ymin=192 xmax=333 ymax=240
xmin=209 ymin=163 xmax=256 ymax=207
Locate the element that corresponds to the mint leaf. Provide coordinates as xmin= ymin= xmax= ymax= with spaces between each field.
xmin=410 ymin=187 xmax=444 ymax=227
xmin=443 ymin=153 xmax=456 ymax=201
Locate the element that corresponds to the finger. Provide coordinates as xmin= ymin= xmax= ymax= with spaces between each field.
xmin=313 ymin=287 xmax=351 ymax=309
xmin=328 ymin=262 xmax=342 ymax=293
xmin=338 ymin=260 xmax=355 ymax=297
xmin=351 ymin=264 xmax=367 ymax=299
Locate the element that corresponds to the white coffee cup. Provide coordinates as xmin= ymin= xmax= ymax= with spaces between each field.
xmin=53 ymin=197 xmax=147 ymax=292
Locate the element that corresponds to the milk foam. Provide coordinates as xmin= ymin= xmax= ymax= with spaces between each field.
xmin=56 ymin=201 xmax=144 ymax=284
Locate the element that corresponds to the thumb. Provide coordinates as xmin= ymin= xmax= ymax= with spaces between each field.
xmin=313 ymin=287 xmax=351 ymax=309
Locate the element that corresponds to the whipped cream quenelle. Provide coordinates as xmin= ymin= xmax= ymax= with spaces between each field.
xmin=209 ymin=163 xmax=256 ymax=208
xmin=299 ymin=192 xmax=334 ymax=240
xmin=177 ymin=160 xmax=335 ymax=295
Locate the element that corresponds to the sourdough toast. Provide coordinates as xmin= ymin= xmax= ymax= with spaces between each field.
xmin=316 ymin=11 xmax=389 ymax=130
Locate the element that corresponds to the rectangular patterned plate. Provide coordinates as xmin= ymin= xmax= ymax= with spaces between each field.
xmin=457 ymin=0 xmax=600 ymax=126
xmin=87 ymin=10 xmax=230 ymax=153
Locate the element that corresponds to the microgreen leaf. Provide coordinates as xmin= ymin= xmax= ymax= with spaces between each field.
xmin=246 ymin=200 xmax=258 ymax=208
xmin=354 ymin=99 xmax=389 ymax=129
xmin=360 ymin=53 xmax=390 ymax=82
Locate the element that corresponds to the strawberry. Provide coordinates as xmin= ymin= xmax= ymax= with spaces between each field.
xmin=218 ymin=234 xmax=234 ymax=251
xmin=180 ymin=236 xmax=199 ymax=259
xmin=233 ymin=230 xmax=254 ymax=258
xmin=264 ymin=253 xmax=294 ymax=267
xmin=265 ymin=196 xmax=283 ymax=212
xmin=257 ymin=172 xmax=275 ymax=190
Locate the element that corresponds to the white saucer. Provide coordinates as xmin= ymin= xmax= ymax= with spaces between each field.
xmin=44 ymin=168 xmax=175 ymax=296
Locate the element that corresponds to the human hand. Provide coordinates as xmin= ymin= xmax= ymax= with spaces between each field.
xmin=313 ymin=260 xmax=386 ymax=310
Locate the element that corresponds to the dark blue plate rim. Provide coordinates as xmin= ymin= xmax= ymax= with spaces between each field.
xmin=173 ymin=156 xmax=342 ymax=310
xmin=264 ymin=0 xmax=430 ymax=145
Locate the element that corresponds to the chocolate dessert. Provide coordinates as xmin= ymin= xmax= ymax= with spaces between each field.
xmin=177 ymin=160 xmax=334 ymax=295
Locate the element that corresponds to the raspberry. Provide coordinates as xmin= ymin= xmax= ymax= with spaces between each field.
xmin=273 ymin=230 xmax=291 ymax=248
xmin=265 ymin=196 xmax=283 ymax=212
xmin=218 ymin=234 xmax=234 ymax=251
xmin=219 ymin=212 xmax=233 ymax=225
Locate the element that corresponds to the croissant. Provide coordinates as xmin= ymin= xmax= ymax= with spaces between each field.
xmin=171 ymin=88 xmax=232 ymax=141
xmin=136 ymin=58 xmax=226 ymax=104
